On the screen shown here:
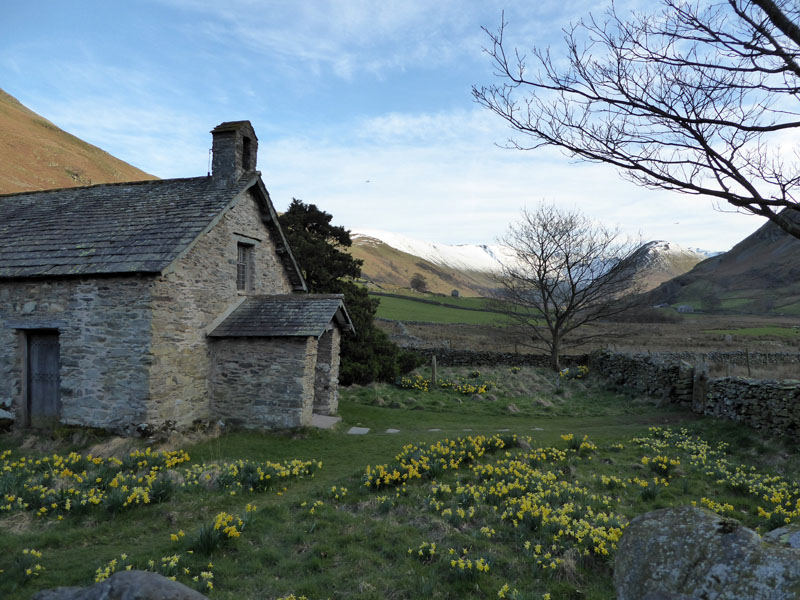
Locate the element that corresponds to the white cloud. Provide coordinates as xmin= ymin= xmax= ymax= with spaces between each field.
xmin=259 ymin=107 xmax=766 ymax=251
xmin=1 ymin=0 xmax=772 ymax=254
xmin=159 ymin=0 xmax=492 ymax=80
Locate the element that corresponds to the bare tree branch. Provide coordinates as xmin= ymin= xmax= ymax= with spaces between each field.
xmin=473 ymin=0 xmax=800 ymax=239
xmin=492 ymin=204 xmax=642 ymax=371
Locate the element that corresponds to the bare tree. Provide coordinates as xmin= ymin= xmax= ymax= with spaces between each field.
xmin=494 ymin=204 xmax=642 ymax=371
xmin=473 ymin=0 xmax=800 ymax=239
xmin=410 ymin=272 xmax=429 ymax=293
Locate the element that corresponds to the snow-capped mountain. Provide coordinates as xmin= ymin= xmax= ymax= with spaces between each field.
xmin=349 ymin=230 xmax=707 ymax=296
xmin=635 ymin=240 xmax=709 ymax=266
xmin=351 ymin=229 xmax=515 ymax=273
xmin=630 ymin=241 xmax=710 ymax=289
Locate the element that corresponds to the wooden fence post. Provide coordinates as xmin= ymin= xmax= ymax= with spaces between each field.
xmin=745 ymin=348 xmax=751 ymax=378
xmin=432 ymin=355 xmax=437 ymax=386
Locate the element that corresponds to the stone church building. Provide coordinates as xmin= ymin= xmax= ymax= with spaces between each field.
xmin=0 ymin=121 xmax=353 ymax=433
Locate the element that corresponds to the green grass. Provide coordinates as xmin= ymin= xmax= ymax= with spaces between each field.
xmin=2 ymin=367 xmax=799 ymax=600
xmin=703 ymin=326 xmax=800 ymax=338
xmin=374 ymin=290 xmax=494 ymax=310
xmin=776 ymin=300 xmax=800 ymax=315
xmin=720 ymin=298 xmax=753 ymax=310
xmin=374 ymin=294 xmax=509 ymax=325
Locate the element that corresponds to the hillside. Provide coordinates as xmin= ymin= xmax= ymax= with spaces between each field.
xmin=0 ymin=89 xmax=154 ymax=194
xmin=649 ymin=211 xmax=800 ymax=313
xmin=351 ymin=230 xmax=706 ymax=298
xmin=350 ymin=231 xmax=501 ymax=296
xmin=630 ymin=241 xmax=708 ymax=290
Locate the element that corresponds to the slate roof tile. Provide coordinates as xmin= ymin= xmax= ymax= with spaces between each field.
xmin=0 ymin=177 xmax=250 ymax=279
xmin=209 ymin=295 xmax=354 ymax=338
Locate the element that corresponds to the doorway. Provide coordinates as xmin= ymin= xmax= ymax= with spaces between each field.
xmin=26 ymin=330 xmax=61 ymax=426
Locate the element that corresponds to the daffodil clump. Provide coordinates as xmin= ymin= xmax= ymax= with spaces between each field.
xmin=633 ymin=427 xmax=800 ymax=529
xmin=358 ymin=427 xmax=799 ymax=598
xmin=558 ymin=365 xmax=589 ymax=379
xmin=183 ymin=457 xmax=320 ymax=493
xmin=0 ymin=448 xmax=188 ymax=518
xmin=448 ymin=549 xmax=491 ymax=579
xmin=641 ymin=454 xmax=681 ymax=477
xmin=424 ymin=443 xmax=626 ymax=569
xmin=398 ymin=374 xmax=430 ymax=391
xmin=397 ymin=373 xmax=497 ymax=395
xmin=5 ymin=548 xmax=46 ymax=586
xmin=408 ymin=541 xmax=437 ymax=564
xmin=439 ymin=377 xmax=495 ymax=395
xmin=0 ymin=448 xmax=318 ymax=520
xmin=363 ymin=434 xmax=515 ymax=490
xmin=94 ymin=552 xmax=216 ymax=593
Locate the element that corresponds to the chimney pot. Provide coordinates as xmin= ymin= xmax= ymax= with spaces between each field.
xmin=210 ymin=120 xmax=259 ymax=184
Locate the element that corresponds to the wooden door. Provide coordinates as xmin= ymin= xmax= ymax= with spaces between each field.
xmin=27 ymin=331 xmax=61 ymax=425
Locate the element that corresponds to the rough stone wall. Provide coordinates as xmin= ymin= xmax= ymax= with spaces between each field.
xmin=634 ymin=350 xmax=800 ymax=368
xmin=589 ymin=350 xmax=800 ymax=437
xmin=313 ymin=327 xmax=341 ymax=416
xmin=209 ymin=337 xmax=317 ymax=429
xmin=0 ymin=276 xmax=153 ymax=431
xmin=414 ymin=348 xmax=588 ymax=368
xmin=699 ymin=377 xmax=800 ymax=435
xmin=149 ymin=189 xmax=293 ymax=427
xmin=588 ymin=351 xmax=694 ymax=405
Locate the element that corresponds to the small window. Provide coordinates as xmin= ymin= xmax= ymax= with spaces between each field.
xmin=236 ymin=243 xmax=254 ymax=291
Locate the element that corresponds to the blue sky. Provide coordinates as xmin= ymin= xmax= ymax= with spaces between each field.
xmin=2 ymin=0 xmax=766 ymax=250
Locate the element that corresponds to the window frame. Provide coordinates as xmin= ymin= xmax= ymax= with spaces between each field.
xmin=236 ymin=242 xmax=254 ymax=292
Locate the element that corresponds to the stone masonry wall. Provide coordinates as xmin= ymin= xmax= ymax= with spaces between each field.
xmin=700 ymin=377 xmax=800 ymax=435
xmin=313 ymin=327 xmax=341 ymax=416
xmin=209 ymin=337 xmax=318 ymax=429
xmin=149 ymin=188 xmax=293 ymax=427
xmin=0 ymin=276 xmax=153 ymax=431
xmin=588 ymin=351 xmax=695 ymax=405
xmin=414 ymin=348 xmax=588 ymax=368
xmin=588 ymin=350 xmax=800 ymax=437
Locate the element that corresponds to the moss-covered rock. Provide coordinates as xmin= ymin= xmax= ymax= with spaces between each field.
xmin=615 ymin=506 xmax=800 ymax=600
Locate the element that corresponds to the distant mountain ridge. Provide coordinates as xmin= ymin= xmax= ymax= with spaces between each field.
xmin=352 ymin=229 xmax=515 ymax=273
xmin=349 ymin=230 xmax=501 ymax=296
xmin=350 ymin=229 xmax=707 ymax=297
xmin=0 ymin=88 xmax=155 ymax=194
xmin=649 ymin=210 xmax=800 ymax=312
xmin=629 ymin=240 xmax=710 ymax=290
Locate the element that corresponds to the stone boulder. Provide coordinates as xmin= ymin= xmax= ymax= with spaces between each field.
xmin=32 ymin=570 xmax=208 ymax=600
xmin=0 ymin=407 xmax=15 ymax=430
xmin=763 ymin=524 xmax=800 ymax=549
xmin=615 ymin=506 xmax=800 ymax=600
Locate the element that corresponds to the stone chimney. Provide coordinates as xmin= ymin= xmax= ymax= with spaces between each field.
xmin=210 ymin=121 xmax=259 ymax=184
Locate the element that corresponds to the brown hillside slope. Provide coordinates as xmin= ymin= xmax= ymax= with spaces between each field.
xmin=649 ymin=211 xmax=800 ymax=311
xmin=0 ymin=89 xmax=155 ymax=193
xmin=349 ymin=234 xmax=499 ymax=297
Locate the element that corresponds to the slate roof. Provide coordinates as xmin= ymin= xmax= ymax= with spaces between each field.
xmin=0 ymin=176 xmax=306 ymax=291
xmin=208 ymin=294 xmax=354 ymax=338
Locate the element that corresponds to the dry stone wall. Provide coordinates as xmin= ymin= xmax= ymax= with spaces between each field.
xmin=588 ymin=351 xmax=695 ymax=405
xmin=699 ymin=377 xmax=800 ymax=435
xmin=413 ymin=348 xmax=588 ymax=368
xmin=589 ymin=350 xmax=800 ymax=437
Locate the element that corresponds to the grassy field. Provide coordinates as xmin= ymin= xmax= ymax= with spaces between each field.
xmin=703 ymin=326 xmax=800 ymax=338
xmin=2 ymin=366 xmax=799 ymax=600
xmin=373 ymin=294 xmax=510 ymax=325
xmin=372 ymin=291 xmax=494 ymax=311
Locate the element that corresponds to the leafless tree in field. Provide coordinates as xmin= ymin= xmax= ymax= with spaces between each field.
xmin=494 ymin=204 xmax=642 ymax=371
xmin=473 ymin=0 xmax=800 ymax=239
